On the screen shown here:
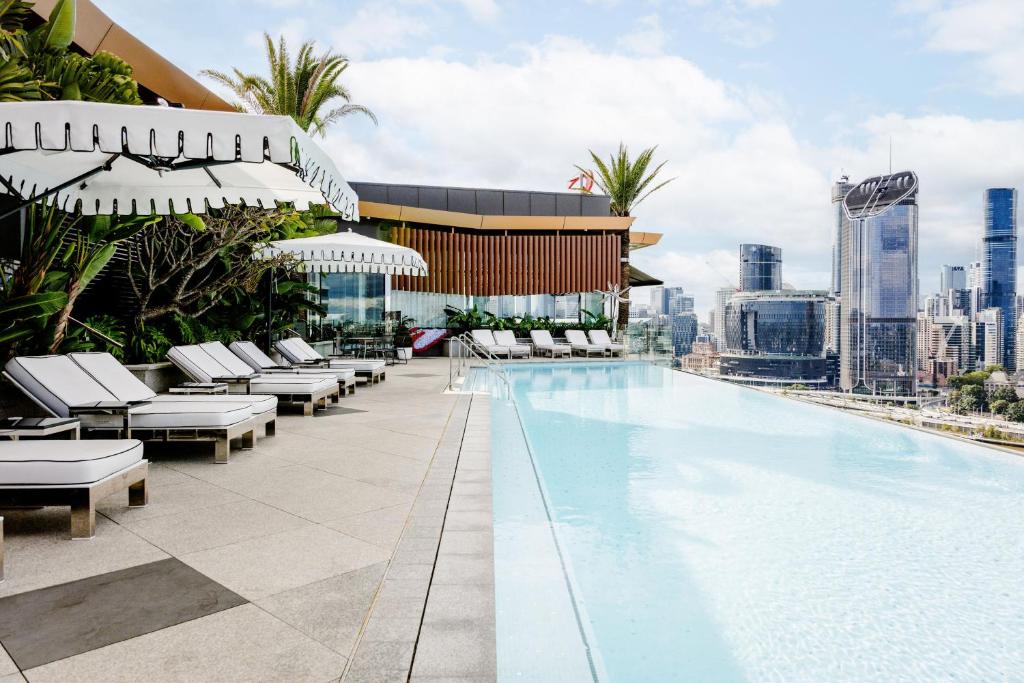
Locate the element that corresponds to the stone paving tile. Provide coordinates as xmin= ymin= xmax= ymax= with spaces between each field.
xmin=0 ymin=646 xmax=16 ymax=676
xmin=0 ymin=510 xmax=167 ymax=598
xmin=180 ymin=525 xmax=389 ymax=601
xmin=96 ymin=478 xmax=245 ymax=524
xmin=256 ymin=562 xmax=386 ymax=655
xmin=305 ymin=450 xmax=430 ymax=494
xmin=22 ymin=604 xmax=347 ymax=683
xmin=121 ymin=499 xmax=312 ymax=555
xmin=324 ymin=503 xmax=411 ymax=551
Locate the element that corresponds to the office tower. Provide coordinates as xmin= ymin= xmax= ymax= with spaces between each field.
xmin=669 ymin=313 xmax=698 ymax=356
xmin=981 ymin=188 xmax=1018 ymax=369
xmin=713 ymin=287 xmax=734 ymax=351
xmin=650 ymin=286 xmax=665 ymax=315
xmin=831 ymin=176 xmax=854 ymax=295
xmin=738 ymin=244 xmax=782 ymax=292
xmin=824 ymin=297 xmax=841 ymax=353
xmin=662 ymin=287 xmax=694 ymax=316
xmin=1016 ymin=317 xmax=1024 ymax=371
xmin=974 ymin=307 xmax=1004 ymax=369
xmin=839 ymin=171 xmax=919 ymax=395
xmin=939 ymin=265 xmax=966 ymax=293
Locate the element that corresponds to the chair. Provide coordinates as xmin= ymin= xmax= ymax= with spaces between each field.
xmin=0 ymin=439 xmax=147 ymax=538
xmin=275 ymin=337 xmax=387 ymax=384
xmin=4 ymin=356 xmax=256 ymax=464
xmin=564 ymin=330 xmax=607 ymax=357
xmin=587 ymin=329 xmax=625 ymax=357
xmin=68 ymin=352 xmax=278 ymax=438
xmin=228 ymin=341 xmax=357 ymax=395
xmin=167 ymin=344 xmax=339 ymax=416
xmin=529 ymin=330 xmax=571 ymax=358
xmin=492 ymin=331 xmax=531 ymax=358
xmin=469 ymin=330 xmax=511 ymax=358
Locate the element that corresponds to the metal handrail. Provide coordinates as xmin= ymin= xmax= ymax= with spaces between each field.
xmin=448 ymin=332 xmax=511 ymax=393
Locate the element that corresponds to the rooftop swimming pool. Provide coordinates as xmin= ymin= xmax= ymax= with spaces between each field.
xmin=482 ymin=362 xmax=1024 ymax=681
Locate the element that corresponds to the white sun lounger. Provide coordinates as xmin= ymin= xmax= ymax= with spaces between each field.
xmin=469 ymin=330 xmax=512 ymax=358
xmin=529 ymin=330 xmax=571 ymax=358
xmin=3 ymin=356 xmax=256 ymax=464
xmin=0 ymin=439 xmax=147 ymax=539
xmin=492 ymin=331 xmax=531 ymax=358
xmin=68 ymin=352 xmax=278 ymax=438
xmin=564 ymin=330 xmax=607 ymax=357
xmin=229 ymin=341 xmax=356 ymax=395
xmin=167 ymin=344 xmax=339 ymax=415
xmin=587 ymin=329 xmax=625 ymax=357
xmin=275 ymin=337 xmax=387 ymax=384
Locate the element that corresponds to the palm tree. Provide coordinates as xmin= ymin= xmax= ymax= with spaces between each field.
xmin=579 ymin=143 xmax=674 ymax=332
xmin=201 ymin=34 xmax=376 ymax=136
xmin=580 ymin=143 xmax=674 ymax=217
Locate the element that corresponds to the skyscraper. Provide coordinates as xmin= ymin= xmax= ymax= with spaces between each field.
xmin=738 ymin=244 xmax=782 ymax=292
xmin=662 ymin=287 xmax=694 ymax=316
xmin=839 ymin=171 xmax=919 ymax=395
xmin=939 ymin=265 xmax=966 ymax=293
xmin=981 ymin=188 xmax=1017 ymax=369
xmin=713 ymin=287 xmax=735 ymax=351
xmin=831 ymin=176 xmax=854 ymax=295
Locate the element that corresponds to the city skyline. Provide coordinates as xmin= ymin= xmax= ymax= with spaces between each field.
xmin=92 ymin=1 xmax=1024 ymax=314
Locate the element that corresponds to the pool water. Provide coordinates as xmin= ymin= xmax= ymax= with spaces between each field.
xmin=487 ymin=362 xmax=1024 ymax=681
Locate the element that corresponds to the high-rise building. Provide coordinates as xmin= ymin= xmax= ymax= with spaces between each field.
xmin=831 ymin=176 xmax=854 ymax=295
xmin=649 ymin=286 xmax=665 ymax=315
xmin=669 ymin=313 xmax=698 ymax=356
xmin=1016 ymin=317 xmax=1024 ymax=372
xmin=738 ymin=244 xmax=782 ymax=292
xmin=824 ymin=298 xmax=841 ymax=353
xmin=981 ymin=188 xmax=1018 ymax=369
xmin=974 ymin=307 xmax=1004 ymax=370
xmin=967 ymin=261 xmax=983 ymax=288
xmin=713 ymin=287 xmax=734 ymax=351
xmin=839 ymin=170 xmax=919 ymax=395
xmin=939 ymin=265 xmax=966 ymax=293
xmin=661 ymin=287 xmax=694 ymax=316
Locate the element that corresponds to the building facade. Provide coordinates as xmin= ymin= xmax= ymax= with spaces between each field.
xmin=738 ymin=244 xmax=782 ymax=292
xmin=839 ymin=171 xmax=919 ymax=395
xmin=981 ymin=188 xmax=1018 ymax=369
xmin=713 ymin=287 xmax=735 ymax=351
xmin=831 ymin=176 xmax=854 ymax=295
xmin=940 ymin=264 xmax=966 ymax=293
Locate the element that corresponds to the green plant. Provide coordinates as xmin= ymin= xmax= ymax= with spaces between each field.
xmin=126 ymin=322 xmax=173 ymax=364
xmin=1006 ymin=401 xmax=1024 ymax=423
xmin=947 ymin=370 xmax=990 ymax=390
xmin=581 ymin=309 xmax=612 ymax=331
xmin=200 ymin=33 xmax=375 ymax=136
xmin=578 ymin=143 xmax=674 ymax=218
xmin=989 ymin=385 xmax=1018 ymax=404
xmin=444 ymin=305 xmax=486 ymax=333
xmin=990 ymin=399 xmax=1010 ymax=416
xmin=58 ymin=314 xmax=127 ymax=359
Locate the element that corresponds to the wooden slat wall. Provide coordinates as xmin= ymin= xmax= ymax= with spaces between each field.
xmin=390 ymin=227 xmax=621 ymax=295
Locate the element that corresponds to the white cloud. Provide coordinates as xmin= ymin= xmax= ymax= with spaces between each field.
xmin=331 ymin=4 xmax=431 ymax=60
xmin=617 ymin=15 xmax=669 ymax=57
xmin=911 ymin=0 xmax=1024 ymax=95
xmin=319 ymin=35 xmax=1024 ymax=313
xmin=455 ymin=0 xmax=500 ymax=23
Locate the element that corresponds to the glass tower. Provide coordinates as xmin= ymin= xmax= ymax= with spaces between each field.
xmin=738 ymin=244 xmax=782 ymax=292
xmin=831 ymin=176 xmax=854 ymax=295
xmin=981 ymin=188 xmax=1017 ymax=369
xmin=840 ymin=171 xmax=919 ymax=395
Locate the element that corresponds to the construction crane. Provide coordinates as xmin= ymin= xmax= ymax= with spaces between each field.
xmin=705 ymin=259 xmax=737 ymax=291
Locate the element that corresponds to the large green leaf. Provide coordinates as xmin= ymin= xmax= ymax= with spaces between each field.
xmin=0 ymin=291 xmax=67 ymax=322
xmin=42 ymin=0 xmax=75 ymax=49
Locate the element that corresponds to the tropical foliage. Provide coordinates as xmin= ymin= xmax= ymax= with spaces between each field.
xmin=579 ymin=142 xmax=674 ymax=217
xmin=443 ymin=306 xmax=611 ymax=336
xmin=200 ymin=33 xmax=375 ymax=136
xmin=0 ymin=0 xmax=141 ymax=103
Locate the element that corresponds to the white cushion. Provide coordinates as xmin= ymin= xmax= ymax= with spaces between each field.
xmin=565 ymin=330 xmax=604 ymax=350
xmin=249 ymin=376 xmax=337 ymax=395
xmin=326 ymin=359 xmax=385 ymax=372
xmin=275 ymin=337 xmax=320 ymax=363
xmin=149 ymin=393 xmax=278 ymax=415
xmin=199 ymin=342 xmax=262 ymax=376
xmin=0 ymin=439 xmax=143 ymax=486
xmin=530 ymin=330 xmax=555 ymax=346
xmin=229 ymin=341 xmax=276 ymax=371
xmin=75 ymin=402 xmax=253 ymax=430
xmin=5 ymin=356 xmax=116 ymax=417
xmin=167 ymin=345 xmax=232 ymax=383
xmin=69 ymin=352 xmax=157 ymax=402
xmin=471 ymin=329 xmax=497 ymax=347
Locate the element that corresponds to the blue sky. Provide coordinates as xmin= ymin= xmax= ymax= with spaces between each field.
xmin=96 ymin=0 xmax=1024 ymax=313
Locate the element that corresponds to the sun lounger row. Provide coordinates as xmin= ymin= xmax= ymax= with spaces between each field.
xmin=470 ymin=329 xmax=625 ymax=358
xmin=0 ymin=337 xmax=386 ymax=542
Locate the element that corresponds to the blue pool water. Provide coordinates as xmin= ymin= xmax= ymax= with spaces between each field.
xmin=487 ymin=362 xmax=1024 ymax=681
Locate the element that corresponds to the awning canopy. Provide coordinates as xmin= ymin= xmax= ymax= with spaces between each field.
xmin=627 ymin=264 xmax=663 ymax=287
xmin=263 ymin=229 xmax=428 ymax=275
xmin=0 ymin=101 xmax=358 ymax=218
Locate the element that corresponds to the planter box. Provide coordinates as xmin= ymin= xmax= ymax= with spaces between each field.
xmin=396 ymin=347 xmax=413 ymax=361
xmin=125 ymin=362 xmax=186 ymax=393
xmin=310 ymin=340 xmax=334 ymax=356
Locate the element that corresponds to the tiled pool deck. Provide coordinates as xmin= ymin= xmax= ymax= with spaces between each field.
xmin=0 ymin=357 xmax=496 ymax=682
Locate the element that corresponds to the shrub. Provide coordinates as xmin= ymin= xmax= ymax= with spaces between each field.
xmin=991 ymin=399 xmax=1010 ymax=415
xmin=1005 ymin=401 xmax=1024 ymax=423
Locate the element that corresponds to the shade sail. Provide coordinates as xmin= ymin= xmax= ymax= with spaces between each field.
xmin=0 ymin=101 xmax=358 ymax=218
xmin=627 ymin=264 xmax=663 ymax=287
xmin=263 ymin=229 xmax=428 ymax=275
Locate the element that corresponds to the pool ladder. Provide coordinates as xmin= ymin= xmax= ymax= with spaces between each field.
xmin=447 ymin=332 xmax=511 ymax=396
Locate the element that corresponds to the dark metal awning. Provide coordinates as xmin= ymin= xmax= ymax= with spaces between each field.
xmin=627 ymin=264 xmax=663 ymax=287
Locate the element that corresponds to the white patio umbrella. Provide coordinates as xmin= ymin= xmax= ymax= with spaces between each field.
xmin=0 ymin=101 xmax=358 ymax=220
xmin=261 ymin=228 xmax=428 ymax=350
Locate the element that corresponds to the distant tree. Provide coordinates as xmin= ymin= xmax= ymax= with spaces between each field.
xmin=985 ymin=364 xmax=1007 ymax=374
xmin=959 ymin=384 xmax=988 ymax=413
xmin=948 ymin=370 xmax=990 ymax=390
xmin=1005 ymin=401 xmax=1024 ymax=423
xmin=989 ymin=385 xmax=1018 ymax=404
xmin=990 ymin=399 xmax=1010 ymax=416
xmin=201 ymin=33 xmax=375 ymax=136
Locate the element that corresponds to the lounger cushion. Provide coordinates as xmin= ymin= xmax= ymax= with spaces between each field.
xmin=167 ymin=345 xmax=230 ymax=383
xmin=274 ymin=337 xmax=317 ymax=363
xmin=76 ymin=402 xmax=253 ymax=430
xmin=68 ymin=352 xmax=158 ymax=402
xmin=0 ymin=439 xmax=143 ymax=486
xmin=229 ymin=341 xmax=355 ymax=382
xmin=148 ymin=393 xmax=278 ymax=415
xmin=199 ymin=342 xmax=268 ymax=377
xmin=324 ymin=360 xmax=385 ymax=372
xmin=5 ymin=356 xmax=117 ymax=417
xmin=249 ymin=376 xmax=337 ymax=395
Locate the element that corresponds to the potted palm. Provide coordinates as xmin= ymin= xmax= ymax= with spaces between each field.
xmin=394 ymin=315 xmax=415 ymax=361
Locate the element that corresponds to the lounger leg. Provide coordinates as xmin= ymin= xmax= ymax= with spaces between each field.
xmin=214 ymin=437 xmax=230 ymax=464
xmin=303 ymin=400 xmax=314 ymax=416
xmin=70 ymin=490 xmax=96 ymax=539
xmin=265 ymin=419 xmax=276 ymax=436
xmin=317 ymin=396 xmax=327 ymax=409
xmin=1 ymin=516 xmax=5 ymax=581
xmin=331 ymin=390 xmax=340 ymax=403
xmin=241 ymin=428 xmax=255 ymax=450
xmin=128 ymin=478 xmax=148 ymax=508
